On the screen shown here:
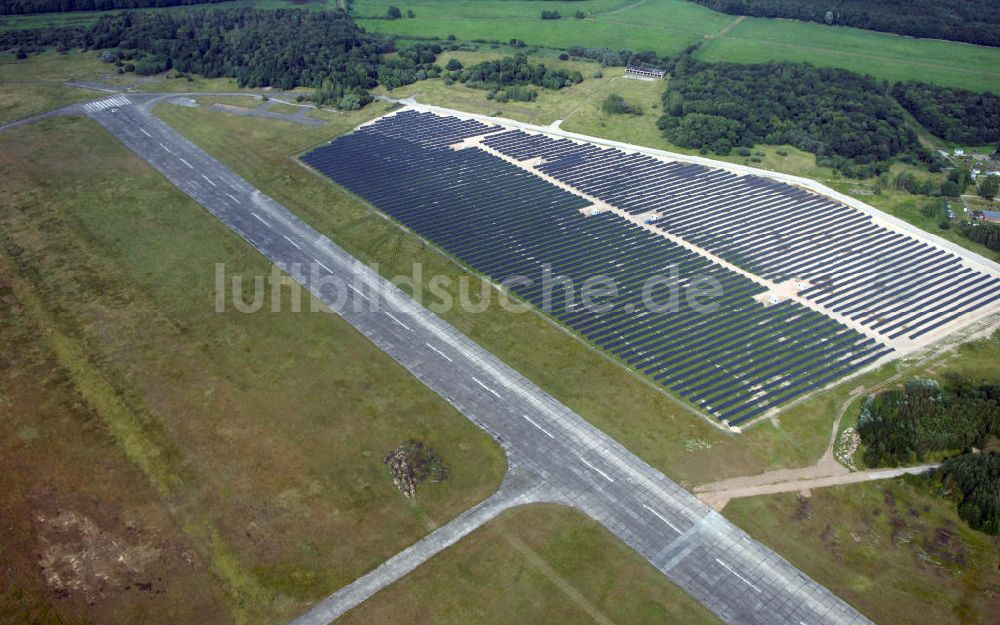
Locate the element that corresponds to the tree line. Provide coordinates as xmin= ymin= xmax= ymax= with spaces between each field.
xmin=687 ymin=0 xmax=1000 ymax=48
xmin=891 ymin=82 xmax=1000 ymax=146
xmin=936 ymin=452 xmax=1000 ymax=535
xmin=657 ymin=58 xmax=926 ymax=177
xmin=1 ymin=9 xmax=444 ymax=109
xmin=0 ymin=0 xmax=230 ymax=15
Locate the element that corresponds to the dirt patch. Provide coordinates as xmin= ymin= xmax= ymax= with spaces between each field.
xmin=34 ymin=507 xmax=163 ymax=603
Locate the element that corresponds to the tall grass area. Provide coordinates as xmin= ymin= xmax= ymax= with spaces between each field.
xmin=0 ymin=50 xmax=123 ymax=124
xmin=0 ymin=114 xmax=505 ymax=624
xmin=726 ymin=477 xmax=1000 ymax=625
xmin=337 ymin=505 xmax=722 ymax=625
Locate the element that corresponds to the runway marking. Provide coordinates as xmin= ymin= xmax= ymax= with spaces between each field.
xmin=472 ymin=377 xmax=501 ymax=398
xmin=282 ymin=234 xmax=301 ymax=249
xmin=714 ymin=558 xmax=761 ymax=593
xmin=522 ymin=414 xmax=555 ymax=438
xmin=159 ymin=143 xmax=173 ymax=154
xmin=314 ymin=259 xmax=332 ymax=273
xmin=201 ymin=174 xmax=217 ymax=187
xmin=139 ymin=128 xmax=152 ymax=138
xmin=226 ymin=193 xmax=241 ymax=204
xmin=251 ymin=212 xmax=269 ymax=225
xmin=425 ymin=343 xmax=453 ymax=362
xmin=643 ymin=504 xmax=681 ymax=533
xmin=347 ymin=284 xmax=370 ymax=302
xmin=577 ymin=455 xmax=615 ymax=483
xmin=83 ymin=96 xmax=130 ymax=113
xmin=384 ymin=311 xmax=412 ymax=331
xmin=179 ymin=157 xmax=193 ymax=169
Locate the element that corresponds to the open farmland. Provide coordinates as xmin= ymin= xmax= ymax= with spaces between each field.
xmin=354 ymin=0 xmax=733 ymax=58
xmin=696 ymin=17 xmax=1000 ymax=93
xmin=351 ymin=0 xmax=1000 ymax=92
xmin=302 ymin=108 xmax=1000 ymax=427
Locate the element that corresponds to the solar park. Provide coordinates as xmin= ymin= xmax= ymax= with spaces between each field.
xmin=302 ymin=109 xmax=1000 ymax=427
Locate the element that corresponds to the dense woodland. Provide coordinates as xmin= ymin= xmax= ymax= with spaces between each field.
xmin=688 ymin=0 xmax=1000 ymax=47
xmin=0 ymin=0 xmax=231 ymax=14
xmin=936 ymin=452 xmax=1000 ymax=535
xmin=857 ymin=378 xmax=1000 ymax=534
xmin=87 ymin=10 xmax=387 ymax=104
xmin=892 ymin=82 xmax=1000 ymax=146
xmin=657 ymin=59 xmax=924 ymax=177
xmin=857 ymin=378 xmax=1000 ymax=467
xmin=1 ymin=9 xmax=448 ymax=108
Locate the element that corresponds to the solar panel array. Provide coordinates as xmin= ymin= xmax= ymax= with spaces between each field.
xmin=303 ymin=111 xmax=893 ymax=425
xmin=482 ymin=130 xmax=1000 ymax=342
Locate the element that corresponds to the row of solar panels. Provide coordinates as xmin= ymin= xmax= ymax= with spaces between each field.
xmin=482 ymin=129 xmax=1000 ymax=342
xmin=302 ymin=114 xmax=891 ymax=424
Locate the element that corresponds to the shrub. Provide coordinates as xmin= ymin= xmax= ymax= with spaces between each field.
xmin=386 ymin=5 xmax=401 ymax=19
xmin=558 ymin=52 xmax=569 ymax=61
xmin=601 ymin=93 xmax=642 ymax=115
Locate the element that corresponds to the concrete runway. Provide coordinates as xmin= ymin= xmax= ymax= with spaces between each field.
xmin=73 ymin=94 xmax=875 ymax=625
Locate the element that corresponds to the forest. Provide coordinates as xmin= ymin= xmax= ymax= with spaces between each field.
xmin=936 ymin=452 xmax=1000 ymax=535
xmin=891 ymin=82 xmax=1000 ymax=146
xmin=657 ymin=59 xmax=923 ymax=177
xmin=857 ymin=378 xmax=1000 ymax=468
xmin=2 ymin=9 xmax=444 ymax=108
xmin=0 ymin=0 xmax=230 ymax=14
xmin=688 ymin=0 xmax=1000 ymax=47
xmin=857 ymin=377 xmax=1000 ymax=534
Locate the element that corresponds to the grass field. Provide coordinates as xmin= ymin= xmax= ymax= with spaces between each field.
xmin=725 ymin=477 xmax=1000 ymax=625
xmin=0 ymin=50 xmax=121 ymax=124
xmin=336 ymin=504 xmax=722 ymax=625
xmin=355 ymin=0 xmax=733 ymax=58
xmin=0 ymin=0 xmax=326 ymax=30
xmin=352 ymin=0 xmax=1000 ymax=93
xmin=698 ymin=17 xmax=1000 ymax=94
xmin=0 ymin=114 xmax=505 ymax=624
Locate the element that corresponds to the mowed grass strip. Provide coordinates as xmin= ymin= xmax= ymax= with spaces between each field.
xmin=336 ymin=504 xmax=722 ymax=625
xmin=154 ymin=97 xmax=893 ymax=485
xmin=0 ymin=114 xmax=505 ymax=624
xmin=697 ymin=17 xmax=1000 ymax=93
xmin=725 ymin=476 xmax=1000 ymax=625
